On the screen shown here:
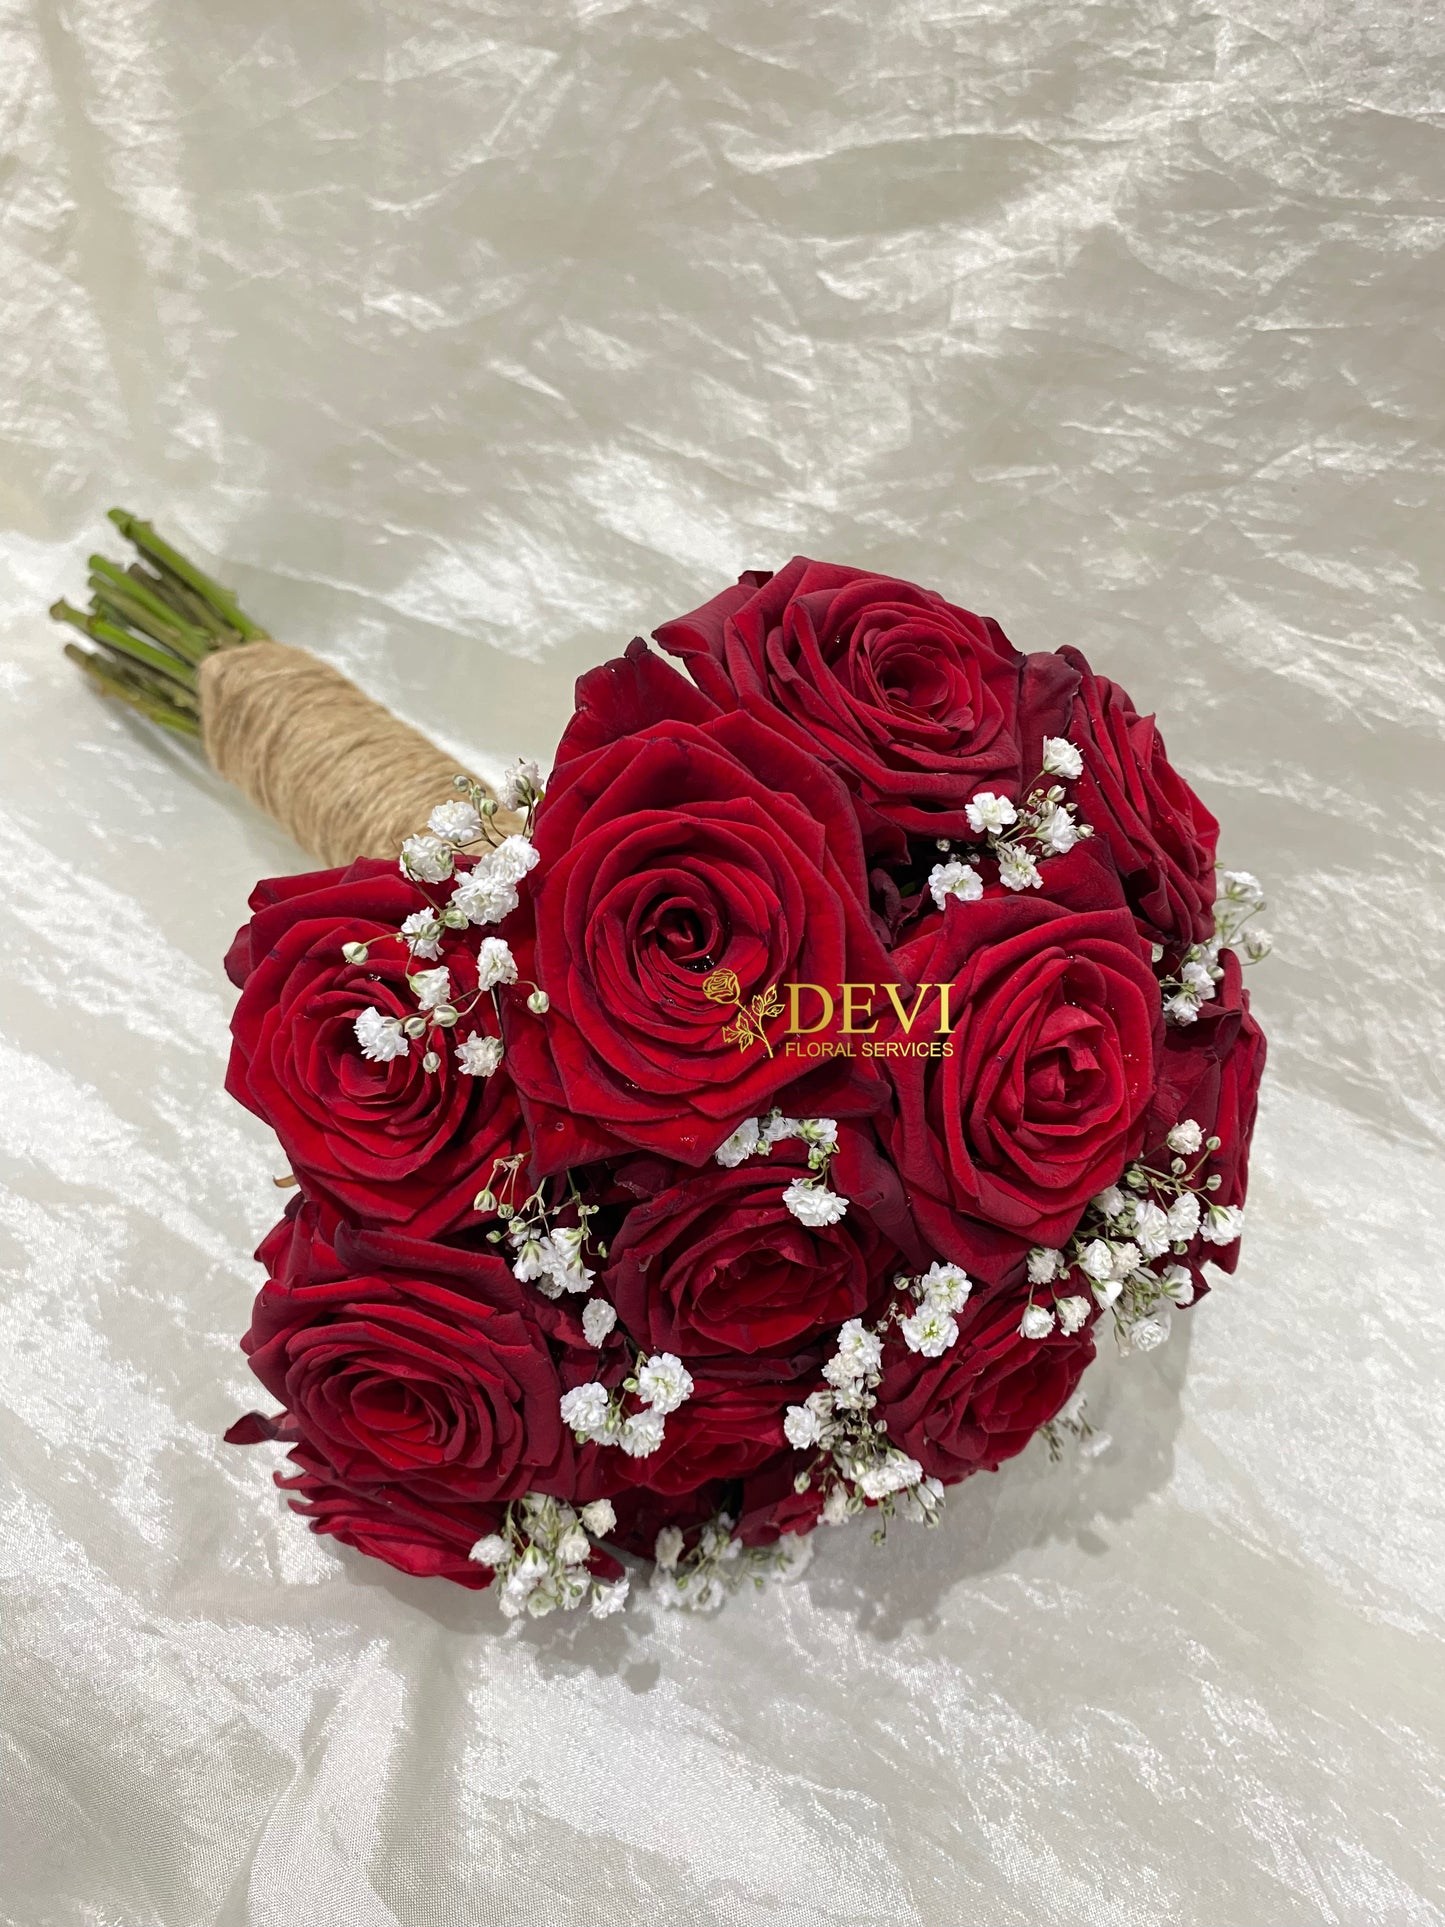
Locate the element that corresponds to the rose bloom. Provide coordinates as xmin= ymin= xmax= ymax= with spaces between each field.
xmin=225 ymin=859 xmax=526 ymax=1235
xmin=502 ymin=640 xmax=891 ymax=1172
xmin=1059 ymin=649 xmax=1220 ymax=955
xmin=876 ymin=1290 xmax=1096 ymax=1481
xmin=605 ymin=1135 xmax=900 ymax=1356
xmin=1145 ymin=947 xmax=1266 ymax=1271
xmin=654 ymin=557 xmax=1076 ymax=853
xmin=276 ymin=1443 xmax=628 ymax=1592
xmin=277 ymin=1442 xmax=507 ymax=1589
xmin=882 ymin=843 xmax=1161 ymax=1279
xmin=228 ymin=1233 xmax=583 ymax=1505
xmin=617 ymin=1369 xmax=797 ymax=1497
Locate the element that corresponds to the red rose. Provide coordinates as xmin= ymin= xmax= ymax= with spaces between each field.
xmin=619 ymin=1371 xmax=795 ymax=1497
xmin=255 ymin=1192 xmax=349 ymax=1288
xmin=877 ymin=1290 xmax=1095 ymax=1481
xmin=655 ymin=558 xmax=1077 ymax=851
xmin=225 ymin=859 xmax=526 ymax=1235
xmin=277 ymin=1442 xmax=505 ymax=1589
xmin=605 ymin=1135 xmax=899 ymax=1356
xmin=232 ymin=1240 xmax=577 ymax=1504
xmin=883 ymin=844 xmax=1162 ymax=1278
xmin=502 ymin=641 xmax=891 ymax=1172
xmin=1145 ymin=949 xmax=1266 ymax=1272
xmin=1060 ymin=650 xmax=1219 ymax=954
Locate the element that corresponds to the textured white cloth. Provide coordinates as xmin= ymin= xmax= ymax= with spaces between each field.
xmin=2 ymin=2 xmax=1443 ymax=1922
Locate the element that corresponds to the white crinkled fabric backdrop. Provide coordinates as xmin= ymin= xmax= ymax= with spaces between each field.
xmin=2 ymin=2 xmax=1443 ymax=1922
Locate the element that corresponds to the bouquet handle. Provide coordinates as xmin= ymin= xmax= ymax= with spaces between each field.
xmin=201 ymin=640 xmax=482 ymax=867
xmin=54 ymin=511 xmax=504 ymax=866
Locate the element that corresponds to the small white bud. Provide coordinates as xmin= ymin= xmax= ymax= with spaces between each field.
xmin=1019 ymin=1303 xmax=1055 ymax=1340
xmin=1041 ymin=737 xmax=1083 ymax=779
xmin=654 ymin=1526 xmax=685 ymax=1570
xmin=965 ymin=791 xmax=1018 ymax=836
xmin=455 ymin=1033 xmax=504 ymax=1077
xmin=400 ymin=834 xmax=455 ymax=884
xmin=557 ymin=1524 xmax=591 ymax=1565
xmin=427 ymin=799 xmax=483 ymax=845
xmin=581 ymin=1298 xmax=617 ymax=1347
xmin=1027 ymin=1246 xmax=1062 ymax=1285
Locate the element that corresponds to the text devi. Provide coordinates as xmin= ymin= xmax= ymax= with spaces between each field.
xmin=784 ymin=983 xmax=954 ymax=1035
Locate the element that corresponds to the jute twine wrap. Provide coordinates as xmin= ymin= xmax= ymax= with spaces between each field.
xmin=199 ymin=642 xmax=492 ymax=868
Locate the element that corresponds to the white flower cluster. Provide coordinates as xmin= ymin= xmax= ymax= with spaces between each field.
xmin=580 ymin=1297 xmax=617 ymax=1347
xmin=449 ymin=835 xmax=540 ymax=928
xmin=1023 ymin=1115 xmax=1245 ymax=1353
xmin=353 ymin=1005 xmax=409 ymax=1064
xmin=512 ymin=1221 xmax=595 ymax=1299
xmin=351 ymin=939 xmax=518 ymax=1079
xmin=783 ymin=1319 xmax=944 ymax=1534
xmin=399 ymin=765 xmax=543 ymax=901
xmin=496 ymin=757 xmax=544 ymax=813
xmin=928 ymin=739 xmax=1089 ymax=908
xmin=1162 ymin=869 xmax=1271 ymax=1026
xmin=714 ymin=1111 xmax=849 ymax=1225
xmin=346 ymin=771 xmax=551 ymax=1087
xmin=469 ymin=1492 xmax=627 ymax=1620
xmin=476 ymin=1155 xmax=606 ymax=1296
xmin=896 ymin=1261 xmax=973 ymax=1357
xmin=651 ymin=1516 xmax=813 ymax=1613
xmin=560 ymin=1351 xmax=695 ymax=1459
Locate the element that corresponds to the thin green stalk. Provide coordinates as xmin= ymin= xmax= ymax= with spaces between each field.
xmin=123 ymin=564 xmax=243 ymax=646
xmin=63 ymin=643 xmax=201 ymax=735
xmin=107 ymin=509 xmax=271 ymax=641
xmin=51 ymin=599 xmax=199 ymax=692
xmin=87 ymin=555 xmax=210 ymax=661
xmin=54 ymin=511 xmax=271 ymax=745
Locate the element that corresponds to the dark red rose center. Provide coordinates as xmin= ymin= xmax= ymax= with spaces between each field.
xmin=640 ymin=891 xmax=720 ymax=968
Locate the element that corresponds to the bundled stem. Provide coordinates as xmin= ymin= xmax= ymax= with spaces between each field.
xmin=52 ymin=510 xmax=271 ymax=736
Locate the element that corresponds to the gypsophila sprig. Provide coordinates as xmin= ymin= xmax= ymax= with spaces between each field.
xmin=784 ymin=1312 xmax=945 ymax=1541
xmin=560 ymin=1348 xmax=695 ymax=1458
xmin=469 ymin=1492 xmax=626 ymax=1620
xmin=714 ymin=1110 xmax=851 ymax=1225
xmin=650 ymin=1515 xmax=813 ymax=1612
xmin=1020 ymin=1110 xmax=1246 ymax=1354
xmin=933 ymin=748 xmax=1091 ymax=901
xmin=1038 ymin=1390 xmax=1109 ymax=1463
xmin=1159 ymin=868 xmax=1273 ymax=1024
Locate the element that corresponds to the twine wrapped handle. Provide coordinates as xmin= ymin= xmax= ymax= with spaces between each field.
xmin=200 ymin=643 xmax=481 ymax=867
xmin=55 ymin=512 xmax=499 ymax=867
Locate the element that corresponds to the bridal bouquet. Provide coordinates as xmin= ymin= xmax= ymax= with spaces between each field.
xmin=58 ymin=531 xmax=1268 ymax=1619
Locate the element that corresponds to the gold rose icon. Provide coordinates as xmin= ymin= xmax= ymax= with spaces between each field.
xmin=703 ymin=967 xmax=780 ymax=1056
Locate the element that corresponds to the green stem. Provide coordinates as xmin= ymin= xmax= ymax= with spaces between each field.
xmin=87 ymin=556 xmax=210 ymax=662
xmin=54 ymin=511 xmax=274 ymax=745
xmin=51 ymin=599 xmax=199 ymax=693
xmin=107 ymin=508 xmax=270 ymax=641
xmin=63 ymin=643 xmax=200 ymax=735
